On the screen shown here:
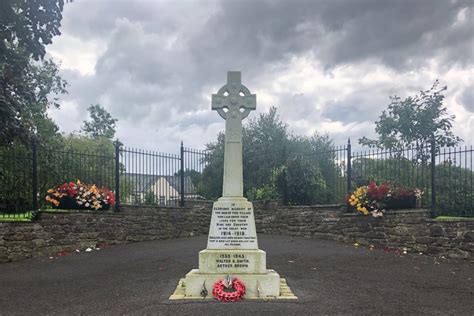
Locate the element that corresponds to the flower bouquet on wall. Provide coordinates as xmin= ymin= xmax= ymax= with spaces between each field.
xmin=45 ymin=180 xmax=115 ymax=211
xmin=347 ymin=182 xmax=423 ymax=217
xmin=384 ymin=187 xmax=423 ymax=209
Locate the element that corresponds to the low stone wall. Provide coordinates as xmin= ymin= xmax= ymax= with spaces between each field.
xmin=0 ymin=202 xmax=212 ymax=263
xmin=254 ymin=203 xmax=473 ymax=259
xmin=0 ymin=201 xmax=472 ymax=263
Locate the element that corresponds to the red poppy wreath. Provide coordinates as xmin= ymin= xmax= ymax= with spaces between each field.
xmin=212 ymin=277 xmax=246 ymax=302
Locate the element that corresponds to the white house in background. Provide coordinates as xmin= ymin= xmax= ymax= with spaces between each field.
xmin=123 ymin=174 xmax=199 ymax=206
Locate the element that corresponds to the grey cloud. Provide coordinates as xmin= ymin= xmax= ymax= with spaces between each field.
xmin=63 ymin=16 xmax=207 ymax=125
xmin=59 ymin=0 xmax=473 ymax=115
xmin=459 ymin=86 xmax=474 ymax=112
xmin=173 ymin=111 xmax=217 ymax=130
xmin=49 ymin=0 xmax=473 ymax=151
xmin=59 ymin=70 xmax=105 ymax=115
xmin=59 ymin=0 xmax=474 ymax=94
xmin=276 ymin=93 xmax=319 ymax=122
xmin=317 ymin=1 xmax=473 ymax=69
xmin=60 ymin=1 xmax=181 ymax=39
xmin=190 ymin=0 xmax=473 ymax=72
xmin=323 ymin=88 xmax=390 ymax=124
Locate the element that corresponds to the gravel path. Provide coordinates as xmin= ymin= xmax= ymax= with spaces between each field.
xmin=1 ymin=235 xmax=473 ymax=315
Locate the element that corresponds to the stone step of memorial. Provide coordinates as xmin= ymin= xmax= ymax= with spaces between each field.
xmin=184 ymin=269 xmax=280 ymax=298
xmin=169 ymin=278 xmax=297 ymax=300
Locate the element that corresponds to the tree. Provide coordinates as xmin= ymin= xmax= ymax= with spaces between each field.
xmin=242 ymin=107 xmax=289 ymax=194
xmin=351 ymin=156 xmax=428 ymax=188
xmin=81 ymin=104 xmax=118 ymax=139
xmin=199 ymin=107 xmax=341 ymax=204
xmin=359 ymin=80 xmax=462 ymax=150
xmin=199 ymin=107 xmax=289 ymax=199
xmin=144 ymin=190 xmax=156 ymax=205
xmin=243 ymin=106 xmax=288 ymax=155
xmin=199 ymin=135 xmax=225 ymax=200
xmin=36 ymin=135 xmax=117 ymax=203
xmin=434 ymin=161 xmax=474 ymax=216
xmin=0 ymin=0 xmax=67 ymax=145
xmin=275 ymin=157 xmax=331 ymax=205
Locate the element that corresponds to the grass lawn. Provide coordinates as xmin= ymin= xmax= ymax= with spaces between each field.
xmin=0 ymin=211 xmax=35 ymax=222
xmin=0 ymin=208 xmax=70 ymax=222
xmin=0 ymin=208 xmax=113 ymax=222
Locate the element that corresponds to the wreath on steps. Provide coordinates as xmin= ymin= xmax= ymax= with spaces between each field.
xmin=212 ymin=276 xmax=246 ymax=302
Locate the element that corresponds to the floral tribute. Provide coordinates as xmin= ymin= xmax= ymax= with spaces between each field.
xmin=348 ymin=182 xmax=423 ymax=217
xmin=212 ymin=277 xmax=246 ymax=302
xmin=45 ymin=180 xmax=115 ymax=210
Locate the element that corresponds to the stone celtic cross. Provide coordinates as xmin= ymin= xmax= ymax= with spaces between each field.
xmin=212 ymin=71 xmax=256 ymax=197
xmin=182 ymin=71 xmax=280 ymax=299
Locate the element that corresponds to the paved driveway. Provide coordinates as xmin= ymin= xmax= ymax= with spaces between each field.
xmin=1 ymin=235 xmax=473 ymax=315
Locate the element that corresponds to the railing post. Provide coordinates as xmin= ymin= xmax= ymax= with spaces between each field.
xmin=430 ymin=136 xmax=436 ymax=218
xmin=180 ymin=141 xmax=185 ymax=207
xmin=32 ymin=139 xmax=38 ymax=211
xmin=282 ymin=144 xmax=288 ymax=206
xmin=114 ymin=141 xmax=120 ymax=212
xmin=347 ymin=138 xmax=352 ymax=195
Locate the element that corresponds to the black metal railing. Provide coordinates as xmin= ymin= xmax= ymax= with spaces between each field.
xmin=244 ymin=148 xmax=286 ymax=202
xmin=434 ymin=146 xmax=473 ymax=217
xmin=295 ymin=146 xmax=348 ymax=205
xmin=119 ymin=146 xmax=181 ymax=206
xmin=350 ymin=143 xmax=473 ymax=217
xmin=182 ymin=140 xmax=472 ymax=216
xmin=37 ymin=146 xmax=116 ymax=210
xmin=0 ymin=144 xmax=33 ymax=218
xmin=0 ymin=140 xmax=117 ymax=219
xmin=182 ymin=146 xmax=223 ymax=201
xmin=350 ymin=144 xmax=433 ymax=209
xmin=0 ymin=139 xmax=473 ymax=219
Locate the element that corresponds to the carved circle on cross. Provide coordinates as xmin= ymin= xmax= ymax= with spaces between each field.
xmin=215 ymin=83 xmax=254 ymax=120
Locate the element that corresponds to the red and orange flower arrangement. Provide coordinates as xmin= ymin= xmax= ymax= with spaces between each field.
xmin=45 ymin=180 xmax=115 ymax=211
xmin=348 ymin=181 xmax=423 ymax=217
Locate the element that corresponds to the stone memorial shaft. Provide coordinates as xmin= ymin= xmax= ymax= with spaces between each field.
xmin=212 ymin=71 xmax=256 ymax=197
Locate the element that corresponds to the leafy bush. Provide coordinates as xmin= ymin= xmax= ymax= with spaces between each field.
xmin=144 ymin=190 xmax=156 ymax=204
xmin=246 ymin=185 xmax=279 ymax=202
xmin=275 ymin=157 xmax=332 ymax=205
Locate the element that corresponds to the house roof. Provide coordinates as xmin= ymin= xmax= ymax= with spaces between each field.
xmin=123 ymin=173 xmax=196 ymax=195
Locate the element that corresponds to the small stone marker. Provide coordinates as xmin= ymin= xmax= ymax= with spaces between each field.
xmin=182 ymin=71 xmax=281 ymax=299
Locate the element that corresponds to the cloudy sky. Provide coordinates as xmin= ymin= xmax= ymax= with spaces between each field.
xmin=46 ymin=0 xmax=474 ymax=153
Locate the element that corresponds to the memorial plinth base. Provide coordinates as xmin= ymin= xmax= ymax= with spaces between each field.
xmin=183 ymin=269 xmax=280 ymax=298
xmin=176 ymin=196 xmax=284 ymax=300
xmin=199 ymin=249 xmax=267 ymax=274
